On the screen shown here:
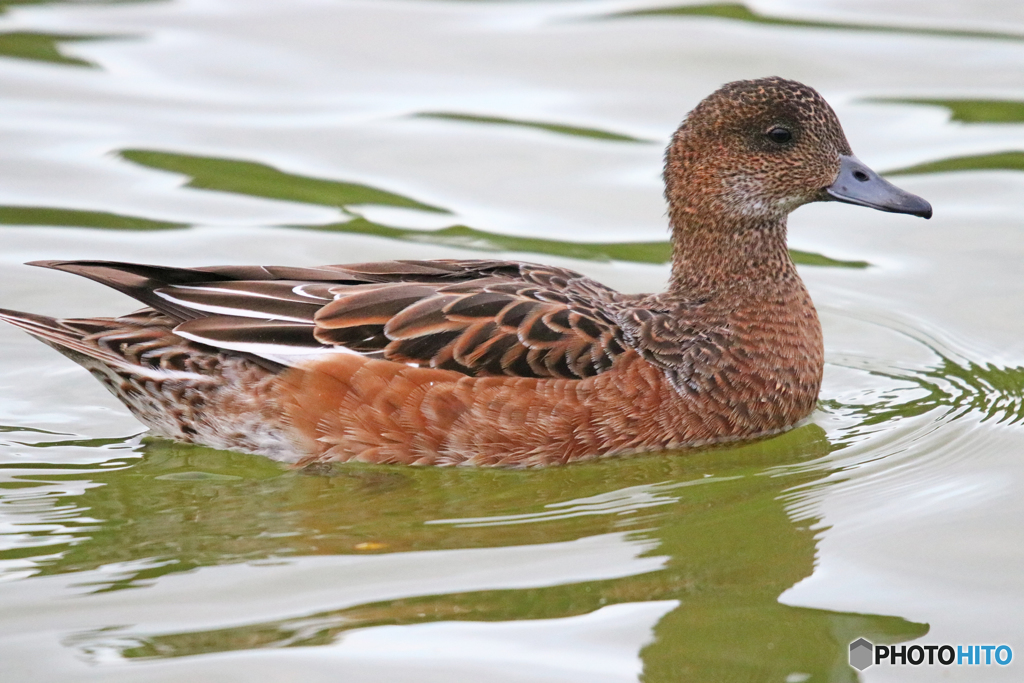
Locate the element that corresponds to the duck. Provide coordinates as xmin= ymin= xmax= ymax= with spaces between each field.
xmin=0 ymin=77 xmax=931 ymax=467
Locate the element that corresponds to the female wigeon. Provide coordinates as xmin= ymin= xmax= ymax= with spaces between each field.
xmin=0 ymin=78 xmax=930 ymax=466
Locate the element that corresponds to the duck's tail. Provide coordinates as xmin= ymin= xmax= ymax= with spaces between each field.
xmin=0 ymin=306 xmax=296 ymax=455
xmin=0 ymin=307 xmax=127 ymax=367
xmin=0 ymin=306 xmax=190 ymax=375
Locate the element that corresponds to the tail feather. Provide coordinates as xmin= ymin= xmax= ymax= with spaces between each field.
xmin=0 ymin=307 xmax=130 ymax=367
xmin=0 ymin=305 xmax=290 ymax=454
xmin=26 ymin=260 xmax=236 ymax=322
xmin=0 ymin=305 xmax=286 ymax=376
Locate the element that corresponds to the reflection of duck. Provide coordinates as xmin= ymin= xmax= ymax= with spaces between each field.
xmin=0 ymin=78 xmax=931 ymax=466
xmin=36 ymin=425 xmax=929 ymax=677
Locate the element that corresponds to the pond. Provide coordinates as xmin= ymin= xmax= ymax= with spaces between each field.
xmin=1 ymin=1 xmax=1022 ymax=681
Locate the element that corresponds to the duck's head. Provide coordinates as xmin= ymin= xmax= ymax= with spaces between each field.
xmin=665 ymin=77 xmax=931 ymax=225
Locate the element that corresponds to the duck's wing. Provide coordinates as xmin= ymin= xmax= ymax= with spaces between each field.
xmin=617 ymin=301 xmax=732 ymax=396
xmin=32 ymin=259 xmax=632 ymax=380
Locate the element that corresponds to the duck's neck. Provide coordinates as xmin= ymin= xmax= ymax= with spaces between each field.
xmin=667 ymin=210 xmax=797 ymax=296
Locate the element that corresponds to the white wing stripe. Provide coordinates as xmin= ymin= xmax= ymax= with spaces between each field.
xmin=168 ymin=285 xmax=320 ymax=301
xmin=155 ymin=291 xmax=313 ymax=323
xmin=175 ymin=329 xmax=366 ymax=366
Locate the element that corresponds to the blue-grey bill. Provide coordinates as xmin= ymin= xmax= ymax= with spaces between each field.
xmin=826 ymin=154 xmax=932 ymax=219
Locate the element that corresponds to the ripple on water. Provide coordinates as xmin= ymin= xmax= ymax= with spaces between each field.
xmin=823 ymin=310 xmax=1024 ymax=435
xmin=805 ymin=308 xmax=1024 ymax=527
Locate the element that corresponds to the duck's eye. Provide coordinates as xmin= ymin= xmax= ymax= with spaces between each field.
xmin=767 ymin=127 xmax=792 ymax=144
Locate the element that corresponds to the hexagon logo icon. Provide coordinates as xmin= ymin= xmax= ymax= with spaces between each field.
xmin=849 ymin=638 xmax=874 ymax=671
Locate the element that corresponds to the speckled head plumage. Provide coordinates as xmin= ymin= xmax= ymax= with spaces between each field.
xmin=665 ymin=77 xmax=855 ymax=222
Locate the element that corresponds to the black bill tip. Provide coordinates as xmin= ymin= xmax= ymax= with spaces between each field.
xmin=826 ymin=155 xmax=932 ymax=219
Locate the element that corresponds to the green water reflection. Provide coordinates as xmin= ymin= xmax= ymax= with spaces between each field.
xmin=826 ymin=356 xmax=1024 ymax=431
xmin=0 ymin=31 xmax=113 ymax=67
xmin=875 ymin=98 xmax=1024 ymax=124
xmin=119 ymin=149 xmax=449 ymax=214
xmin=0 ymin=1 xmax=162 ymax=67
xmin=866 ymin=98 xmax=1024 ymax=176
xmin=610 ymin=3 xmax=1024 ymax=43
xmin=0 ymin=205 xmax=182 ymax=230
xmin=415 ymin=112 xmax=654 ymax=143
xmin=889 ymin=151 xmax=1024 ymax=176
xmin=2 ymin=425 xmax=926 ymax=679
xmin=0 ymin=148 xmax=869 ymax=267
xmin=0 ymin=0 xmax=154 ymax=9
xmin=308 ymin=217 xmax=868 ymax=267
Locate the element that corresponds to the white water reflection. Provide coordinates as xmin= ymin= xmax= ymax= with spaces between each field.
xmin=2 ymin=0 xmax=1021 ymax=241
xmin=1 ymin=533 xmax=666 ymax=681
xmin=427 ymin=477 xmax=737 ymax=527
xmin=64 ymin=602 xmax=678 ymax=683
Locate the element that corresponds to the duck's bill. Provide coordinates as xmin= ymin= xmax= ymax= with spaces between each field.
xmin=826 ymin=155 xmax=932 ymax=219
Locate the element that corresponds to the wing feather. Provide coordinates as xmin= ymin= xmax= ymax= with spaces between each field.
xmin=316 ymin=284 xmax=438 ymax=327
xmin=29 ymin=259 xmax=634 ymax=379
